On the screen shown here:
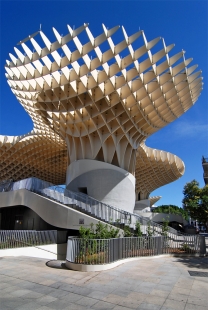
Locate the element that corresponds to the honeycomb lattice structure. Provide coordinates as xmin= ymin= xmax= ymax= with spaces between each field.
xmin=0 ymin=133 xmax=67 ymax=184
xmin=135 ymin=142 xmax=185 ymax=199
xmin=1 ymin=23 xmax=203 ymax=190
xmin=149 ymin=196 xmax=162 ymax=207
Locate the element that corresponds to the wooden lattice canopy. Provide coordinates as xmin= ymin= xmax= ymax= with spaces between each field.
xmin=1 ymin=24 xmax=203 ymax=196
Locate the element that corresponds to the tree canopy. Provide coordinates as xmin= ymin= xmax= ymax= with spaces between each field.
xmin=182 ymin=180 xmax=208 ymax=227
xmin=153 ymin=205 xmax=188 ymax=220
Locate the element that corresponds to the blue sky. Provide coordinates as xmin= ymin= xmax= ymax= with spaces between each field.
xmin=0 ymin=0 xmax=207 ymax=207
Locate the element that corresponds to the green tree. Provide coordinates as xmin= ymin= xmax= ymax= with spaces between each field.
xmin=161 ymin=217 xmax=169 ymax=237
xmin=153 ymin=204 xmax=188 ymax=220
xmin=182 ymin=180 xmax=208 ymax=228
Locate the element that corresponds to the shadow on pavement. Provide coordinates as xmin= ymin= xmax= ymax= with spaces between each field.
xmin=173 ymin=256 xmax=208 ymax=270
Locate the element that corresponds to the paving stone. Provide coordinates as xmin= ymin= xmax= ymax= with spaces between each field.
xmin=150 ymin=289 xmax=170 ymax=298
xmin=139 ymin=282 xmax=156 ymax=288
xmin=144 ymin=277 xmax=160 ymax=284
xmin=159 ymin=279 xmax=176 ymax=286
xmin=57 ymin=283 xmax=75 ymax=292
xmin=170 ymin=287 xmax=190 ymax=296
xmin=184 ymin=303 xmax=205 ymax=310
xmin=63 ymin=303 xmax=87 ymax=310
xmin=151 ymin=284 xmax=172 ymax=292
xmin=91 ymin=284 xmax=115 ymax=294
xmin=162 ymin=299 xmax=186 ymax=310
xmin=0 ymin=304 xmax=11 ymax=310
xmin=32 ymin=285 xmax=55 ymax=295
xmin=190 ymin=289 xmax=208 ymax=298
xmin=58 ymin=292 xmax=83 ymax=303
xmin=137 ymin=302 xmax=161 ymax=310
xmin=35 ymin=307 xmax=54 ymax=310
xmin=10 ymin=289 xmax=32 ymax=297
xmin=48 ymin=281 xmax=66 ymax=289
xmin=0 ymin=282 xmax=13 ymax=290
xmin=87 ymin=289 xmax=109 ymax=300
xmin=187 ymin=295 xmax=208 ymax=307
xmin=17 ymin=281 xmax=38 ymax=290
xmin=93 ymin=300 xmax=115 ymax=309
xmin=1 ymin=255 xmax=208 ymax=310
xmin=143 ymin=295 xmax=165 ymax=305
xmin=47 ymin=289 xmax=69 ymax=298
xmin=39 ymin=279 xmax=57 ymax=286
xmin=36 ymin=295 xmax=57 ymax=306
xmin=134 ymin=285 xmax=153 ymax=294
xmin=59 ymin=277 xmax=76 ymax=285
xmin=43 ymin=299 xmax=72 ymax=310
xmin=112 ymin=287 xmax=132 ymax=297
xmin=118 ymin=297 xmax=142 ymax=309
xmin=0 ymin=298 xmax=27 ymax=309
xmin=131 ymin=292 xmax=149 ymax=303
xmin=68 ymin=286 xmax=93 ymax=296
xmin=74 ymin=296 xmax=98 ymax=307
xmin=21 ymin=291 xmax=44 ymax=299
xmin=102 ymin=293 xmax=125 ymax=305
xmin=168 ymin=293 xmax=188 ymax=303
xmin=112 ymin=306 xmax=134 ymax=310
xmin=15 ymin=301 xmax=42 ymax=310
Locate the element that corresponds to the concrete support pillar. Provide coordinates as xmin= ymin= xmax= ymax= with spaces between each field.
xmin=66 ymin=160 xmax=136 ymax=213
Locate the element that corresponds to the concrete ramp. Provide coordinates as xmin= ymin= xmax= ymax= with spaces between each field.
xmin=0 ymin=189 xmax=107 ymax=230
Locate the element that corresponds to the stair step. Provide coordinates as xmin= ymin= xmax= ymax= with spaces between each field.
xmin=38 ymin=189 xmax=179 ymax=237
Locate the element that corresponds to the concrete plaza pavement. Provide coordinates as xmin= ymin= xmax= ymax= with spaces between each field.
xmin=0 ymin=252 xmax=208 ymax=310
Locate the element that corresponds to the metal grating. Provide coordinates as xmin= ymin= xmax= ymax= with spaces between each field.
xmin=188 ymin=271 xmax=208 ymax=277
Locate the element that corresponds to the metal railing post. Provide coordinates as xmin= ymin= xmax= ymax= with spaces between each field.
xmin=199 ymin=235 xmax=206 ymax=256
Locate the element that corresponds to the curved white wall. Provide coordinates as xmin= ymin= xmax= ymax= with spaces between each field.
xmin=0 ymin=189 xmax=112 ymax=230
xmin=66 ymin=160 xmax=136 ymax=213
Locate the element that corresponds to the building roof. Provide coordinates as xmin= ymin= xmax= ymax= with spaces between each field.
xmin=1 ymin=24 xmax=203 ymax=193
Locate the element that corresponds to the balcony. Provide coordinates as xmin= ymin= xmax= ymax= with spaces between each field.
xmin=202 ymin=156 xmax=208 ymax=164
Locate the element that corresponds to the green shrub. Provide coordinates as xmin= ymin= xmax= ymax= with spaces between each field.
xmin=134 ymin=221 xmax=143 ymax=237
xmin=147 ymin=221 xmax=154 ymax=236
xmin=123 ymin=225 xmax=132 ymax=237
xmin=79 ymin=221 xmax=120 ymax=240
xmin=180 ymin=243 xmax=190 ymax=252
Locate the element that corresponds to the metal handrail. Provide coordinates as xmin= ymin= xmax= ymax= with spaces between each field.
xmin=66 ymin=235 xmax=205 ymax=265
xmin=0 ymin=177 xmax=179 ymax=236
xmin=0 ymin=230 xmax=57 ymax=250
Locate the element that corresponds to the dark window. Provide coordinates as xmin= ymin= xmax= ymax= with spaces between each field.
xmin=78 ymin=187 xmax=88 ymax=194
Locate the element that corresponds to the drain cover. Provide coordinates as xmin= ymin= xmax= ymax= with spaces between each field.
xmin=188 ymin=271 xmax=208 ymax=277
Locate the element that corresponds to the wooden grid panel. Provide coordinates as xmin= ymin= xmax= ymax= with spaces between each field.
xmin=0 ymin=133 xmax=67 ymax=184
xmin=4 ymin=24 xmax=202 ymax=173
xmin=149 ymin=196 xmax=162 ymax=207
xmin=135 ymin=142 xmax=185 ymax=199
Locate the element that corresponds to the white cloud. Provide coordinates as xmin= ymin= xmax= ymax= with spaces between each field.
xmin=172 ymin=120 xmax=208 ymax=138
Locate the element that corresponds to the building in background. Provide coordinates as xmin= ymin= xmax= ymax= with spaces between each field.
xmin=202 ymin=156 xmax=208 ymax=185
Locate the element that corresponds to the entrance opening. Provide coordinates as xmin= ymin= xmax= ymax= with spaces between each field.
xmin=78 ymin=187 xmax=88 ymax=194
xmin=14 ymin=215 xmax=23 ymax=230
xmin=138 ymin=192 xmax=141 ymax=200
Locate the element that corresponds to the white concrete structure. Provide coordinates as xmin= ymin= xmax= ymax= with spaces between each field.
xmin=0 ymin=24 xmax=203 ymax=213
xmin=66 ymin=159 xmax=135 ymax=211
xmin=0 ymin=189 xmax=112 ymax=230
